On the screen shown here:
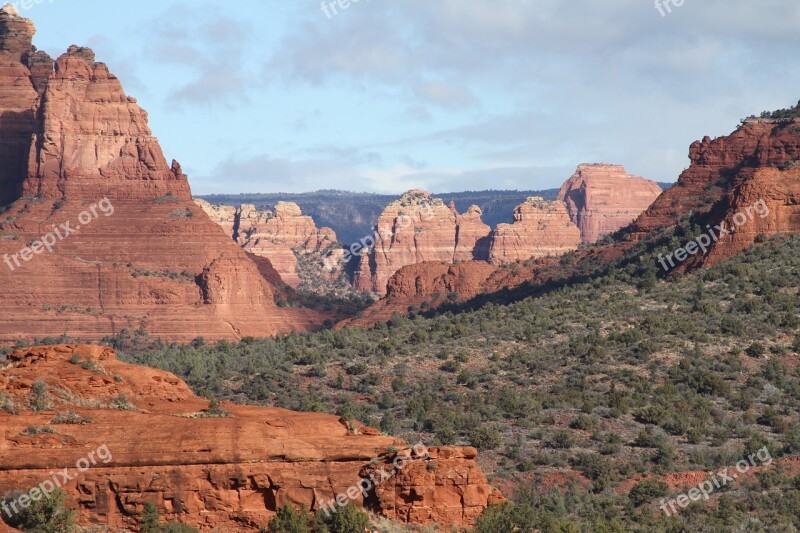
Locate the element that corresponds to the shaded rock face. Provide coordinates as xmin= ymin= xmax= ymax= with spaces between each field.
xmin=488 ymin=196 xmax=582 ymax=265
xmin=452 ymin=202 xmax=491 ymax=261
xmin=0 ymin=345 xmax=501 ymax=531
xmin=558 ymin=164 xmax=662 ymax=243
xmin=625 ymin=119 xmax=800 ymax=270
xmin=648 ymin=120 xmax=800 ymax=269
xmin=341 ymin=261 xmax=499 ymax=328
xmin=352 ymin=191 xmax=492 ymax=294
xmin=0 ymin=10 xmax=320 ymax=343
xmin=195 ymin=199 xmax=341 ymax=287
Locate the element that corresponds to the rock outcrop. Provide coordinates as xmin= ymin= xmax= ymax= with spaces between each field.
xmin=558 ymin=164 xmax=662 ymax=243
xmin=341 ymin=261 xmax=499 ymax=328
xmin=195 ymin=199 xmax=342 ymax=288
xmin=353 ymin=190 xmax=491 ymax=294
xmin=452 ymin=202 xmax=491 ymax=261
xmin=629 ymin=117 xmax=800 ymax=269
xmin=488 ymin=197 xmax=582 ymax=264
xmin=0 ymin=9 xmax=321 ymax=343
xmin=0 ymin=345 xmax=502 ymax=531
xmin=352 ymin=191 xmax=492 ymax=294
xmin=351 ymin=113 xmax=800 ymax=328
xmin=354 ymin=170 xmax=659 ymax=294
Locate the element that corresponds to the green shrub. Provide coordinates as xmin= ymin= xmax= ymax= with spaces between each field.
xmin=268 ymin=505 xmax=311 ymax=533
xmin=629 ymin=478 xmax=669 ymax=506
xmin=1 ymin=488 xmax=75 ymax=533
xmin=29 ymin=380 xmax=50 ymax=412
xmin=315 ymin=504 xmax=371 ymax=533
xmin=468 ymin=426 xmax=503 ymax=450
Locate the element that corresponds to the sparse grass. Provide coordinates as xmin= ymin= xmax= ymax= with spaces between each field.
xmin=51 ymin=410 xmax=93 ymax=425
xmin=20 ymin=425 xmax=57 ymax=436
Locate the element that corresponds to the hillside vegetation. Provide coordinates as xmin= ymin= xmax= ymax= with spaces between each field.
xmin=86 ymin=225 xmax=800 ymax=531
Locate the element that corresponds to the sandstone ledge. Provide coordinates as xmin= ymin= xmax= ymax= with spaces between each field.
xmin=0 ymin=345 xmax=501 ymax=531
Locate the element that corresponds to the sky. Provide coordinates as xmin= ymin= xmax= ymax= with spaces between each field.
xmin=17 ymin=0 xmax=800 ymax=195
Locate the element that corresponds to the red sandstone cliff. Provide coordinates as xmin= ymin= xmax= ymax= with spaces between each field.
xmin=352 ymin=190 xmax=492 ymax=294
xmin=354 ymin=168 xmax=659 ymax=296
xmin=629 ymin=117 xmax=800 ymax=268
xmin=0 ymin=7 xmax=320 ymax=343
xmin=0 ymin=345 xmax=501 ymax=531
xmin=353 ymin=115 xmax=800 ymax=328
xmin=196 ymin=199 xmax=343 ymax=288
xmin=488 ymin=196 xmax=582 ymax=265
xmin=558 ymin=164 xmax=662 ymax=243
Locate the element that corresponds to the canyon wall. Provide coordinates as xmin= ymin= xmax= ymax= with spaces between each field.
xmin=487 ymin=196 xmax=582 ymax=265
xmin=0 ymin=345 xmax=502 ymax=531
xmin=351 ymin=190 xmax=492 ymax=294
xmin=0 ymin=6 xmax=320 ymax=343
xmin=350 ymin=167 xmax=660 ymax=294
xmin=558 ymin=164 xmax=662 ymax=243
xmin=195 ymin=199 xmax=343 ymax=288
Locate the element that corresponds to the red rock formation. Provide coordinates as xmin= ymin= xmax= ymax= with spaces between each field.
xmin=629 ymin=117 xmax=800 ymax=269
xmin=343 ymin=261 xmax=498 ymax=327
xmin=346 ymin=115 xmax=800 ymax=327
xmin=196 ymin=199 xmax=341 ymax=288
xmin=488 ymin=197 xmax=582 ymax=265
xmin=452 ymin=202 xmax=491 ymax=261
xmin=0 ymin=345 xmax=501 ymax=530
xmin=352 ymin=191 xmax=493 ymax=294
xmin=0 ymin=10 xmax=320 ymax=343
xmin=558 ymin=164 xmax=662 ymax=243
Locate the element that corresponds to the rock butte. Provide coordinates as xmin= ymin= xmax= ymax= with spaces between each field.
xmin=352 ymin=166 xmax=660 ymax=295
xmin=487 ymin=196 xmax=581 ymax=265
xmin=0 ymin=9 xmax=322 ymax=343
xmin=351 ymin=190 xmax=491 ymax=294
xmin=349 ymin=115 xmax=800 ymax=327
xmin=195 ymin=199 xmax=343 ymax=288
xmin=557 ymin=163 xmax=663 ymax=243
xmin=0 ymin=345 xmax=502 ymax=531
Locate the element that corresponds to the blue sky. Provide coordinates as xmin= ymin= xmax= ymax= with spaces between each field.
xmin=19 ymin=0 xmax=800 ymax=194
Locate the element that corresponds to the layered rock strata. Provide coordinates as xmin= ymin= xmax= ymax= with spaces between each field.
xmin=558 ymin=164 xmax=662 ymax=243
xmin=195 ymin=199 xmax=341 ymax=287
xmin=0 ymin=7 xmax=320 ymax=343
xmin=352 ymin=191 xmax=492 ymax=294
xmin=488 ymin=197 xmax=582 ymax=265
xmin=0 ymin=345 xmax=502 ymax=530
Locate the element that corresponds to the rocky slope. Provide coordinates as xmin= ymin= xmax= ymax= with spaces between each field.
xmin=0 ymin=7 xmax=320 ymax=343
xmin=195 ymin=199 xmax=343 ymax=288
xmin=0 ymin=345 xmax=501 ymax=531
xmin=629 ymin=116 xmax=800 ymax=269
xmin=558 ymin=164 xmax=662 ymax=243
